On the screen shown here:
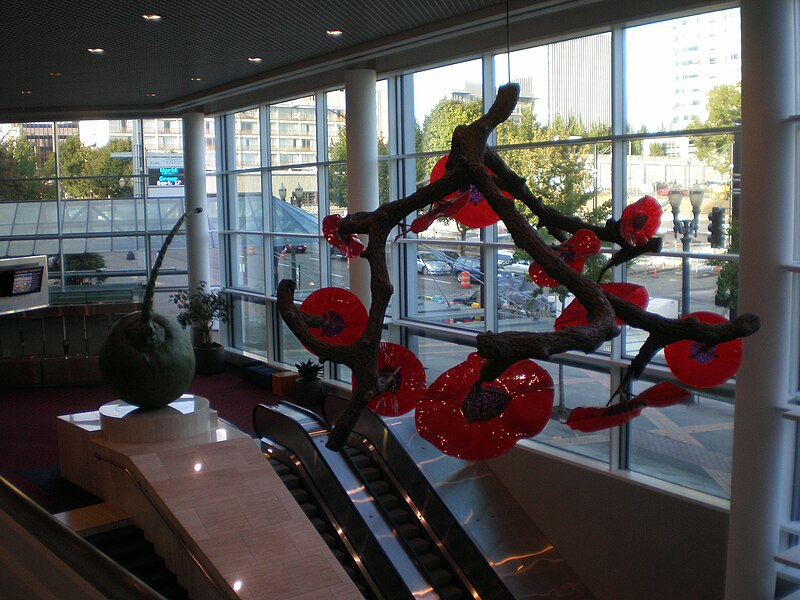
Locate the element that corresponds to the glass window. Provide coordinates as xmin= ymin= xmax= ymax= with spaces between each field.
xmin=234 ymin=109 xmax=260 ymax=170
xmin=270 ymin=96 xmax=316 ymax=167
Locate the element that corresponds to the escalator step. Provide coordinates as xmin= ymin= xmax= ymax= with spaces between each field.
xmin=419 ymin=552 xmax=442 ymax=572
xmin=270 ymin=462 xmax=292 ymax=476
xmin=439 ymin=585 xmax=465 ymax=600
xmin=349 ymin=453 xmax=372 ymax=469
xmin=321 ymin=533 xmax=336 ymax=548
xmin=291 ymin=487 xmax=309 ymax=503
xmin=301 ymin=503 xmax=318 ymax=518
xmin=430 ymin=568 xmax=453 ymax=587
xmin=359 ymin=466 xmax=381 ymax=481
xmin=310 ymin=517 xmax=327 ymax=533
xmin=377 ymin=494 xmax=401 ymax=510
xmin=280 ymin=473 xmax=301 ymax=488
xmin=397 ymin=522 xmax=419 ymax=539
xmin=408 ymin=537 xmax=430 ymax=554
xmin=369 ymin=480 xmax=390 ymax=495
xmin=387 ymin=507 xmax=411 ymax=524
xmin=331 ymin=548 xmax=347 ymax=564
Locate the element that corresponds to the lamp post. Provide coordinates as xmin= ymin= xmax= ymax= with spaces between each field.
xmin=689 ymin=185 xmax=704 ymax=236
xmin=278 ymin=182 xmax=287 ymax=202
xmin=668 ymin=186 xmax=683 ymax=238
xmin=679 ymin=219 xmax=693 ymax=315
xmin=291 ymin=183 xmax=303 ymax=208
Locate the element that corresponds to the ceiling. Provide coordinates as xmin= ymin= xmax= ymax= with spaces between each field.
xmin=0 ymin=0 xmax=518 ymax=121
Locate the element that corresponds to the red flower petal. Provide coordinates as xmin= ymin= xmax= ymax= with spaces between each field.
xmin=323 ymin=214 xmax=365 ymax=258
xmin=554 ymin=283 xmax=649 ymax=330
xmin=429 ymin=155 xmax=513 ymax=230
xmin=564 ymin=401 xmax=645 ymax=432
xmin=620 ymin=195 xmax=662 ymax=246
xmin=528 ymin=229 xmax=601 ymax=288
xmin=363 ymin=343 xmax=426 ymax=417
xmin=300 ymin=287 xmax=368 ymax=347
xmin=415 ymin=353 xmax=553 ymax=461
xmin=664 ymin=312 xmax=743 ymax=388
xmin=636 ymin=382 xmax=690 ymax=407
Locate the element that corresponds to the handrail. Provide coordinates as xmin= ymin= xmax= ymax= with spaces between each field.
xmin=0 ymin=475 xmax=165 ymax=600
xmin=93 ymin=453 xmax=240 ymax=600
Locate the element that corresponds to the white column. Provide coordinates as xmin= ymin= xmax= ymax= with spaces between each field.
xmin=182 ymin=112 xmax=211 ymax=345
xmin=345 ymin=69 xmax=379 ymax=307
xmin=725 ymin=2 xmax=794 ymax=598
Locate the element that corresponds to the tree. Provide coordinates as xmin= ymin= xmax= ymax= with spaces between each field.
xmin=43 ymin=136 xmax=133 ymax=198
xmin=328 ymin=128 xmax=389 ymax=207
xmin=649 ymin=142 xmax=666 ymax=156
xmin=689 ymin=82 xmax=740 ymax=175
xmin=0 ymin=134 xmax=42 ymax=201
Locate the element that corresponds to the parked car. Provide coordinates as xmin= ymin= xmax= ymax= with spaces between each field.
xmin=417 ymin=252 xmax=451 ymax=275
xmin=452 ymin=256 xmax=515 ymax=284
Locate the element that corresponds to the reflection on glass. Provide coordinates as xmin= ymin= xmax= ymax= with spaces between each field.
xmin=326 ymin=89 xmax=346 ymax=158
xmin=234 ymin=109 xmax=260 ymax=169
xmin=534 ymin=361 xmax=611 ymax=465
xmin=233 ymin=296 xmax=268 ymax=355
xmin=273 ymin=237 xmax=321 ymax=301
xmin=407 ymin=333 xmax=472 ymax=386
xmin=232 ymin=234 xmax=265 ymax=293
xmin=270 ymin=169 xmax=318 ymax=233
xmin=270 ymin=96 xmax=316 ymax=167
xmin=495 ymin=33 xmax=611 ymax=143
xmin=278 ymin=317 xmax=307 ymax=367
xmin=625 ymin=8 xmax=740 ymax=133
xmin=233 ymin=173 xmax=263 ymax=231
xmin=629 ymin=381 xmax=733 ymax=498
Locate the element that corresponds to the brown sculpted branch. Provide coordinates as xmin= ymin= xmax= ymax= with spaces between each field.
xmin=276 ymin=82 xmax=759 ymax=451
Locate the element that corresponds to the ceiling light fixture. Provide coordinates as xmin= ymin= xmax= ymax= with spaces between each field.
xmin=87 ymin=48 xmax=104 ymax=54
xmin=21 ymin=90 xmax=32 ymax=95
xmin=146 ymin=92 xmax=157 ymax=97
xmin=142 ymin=14 xmax=161 ymax=21
xmin=247 ymin=57 xmax=262 ymax=63
xmin=326 ymin=29 xmax=343 ymax=37
xmin=49 ymin=72 xmax=62 ymax=77
xmin=190 ymin=76 xmax=202 ymax=81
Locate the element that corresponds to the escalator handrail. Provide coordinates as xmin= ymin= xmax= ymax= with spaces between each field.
xmin=324 ymin=393 xmax=516 ymax=600
xmin=252 ymin=403 xmax=415 ymax=600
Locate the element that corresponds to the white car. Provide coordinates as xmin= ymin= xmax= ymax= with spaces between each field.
xmin=417 ymin=252 xmax=451 ymax=275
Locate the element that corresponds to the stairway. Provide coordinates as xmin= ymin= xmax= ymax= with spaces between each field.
xmin=84 ymin=524 xmax=189 ymax=600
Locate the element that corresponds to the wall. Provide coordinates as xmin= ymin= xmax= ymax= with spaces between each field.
xmin=488 ymin=445 xmax=728 ymax=600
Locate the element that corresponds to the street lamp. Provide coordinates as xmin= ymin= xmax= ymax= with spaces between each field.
xmin=689 ymin=185 xmax=704 ymax=236
xmin=668 ymin=186 xmax=683 ymax=238
xmin=292 ymin=183 xmax=303 ymax=208
xmin=278 ymin=182 xmax=287 ymax=202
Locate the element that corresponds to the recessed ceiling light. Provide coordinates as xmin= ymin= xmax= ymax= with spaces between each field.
xmin=326 ymin=29 xmax=343 ymax=37
xmin=191 ymin=76 xmax=202 ymax=81
xmin=146 ymin=92 xmax=157 ymax=97
xmin=247 ymin=57 xmax=263 ymax=63
xmin=87 ymin=48 xmax=104 ymax=54
xmin=21 ymin=90 xmax=32 ymax=95
xmin=49 ymin=71 xmax=62 ymax=77
xmin=142 ymin=14 xmax=161 ymax=21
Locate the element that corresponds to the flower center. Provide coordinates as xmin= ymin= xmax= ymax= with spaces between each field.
xmin=461 ymin=384 xmax=510 ymax=423
xmin=557 ymin=244 xmax=576 ymax=262
xmin=377 ymin=365 xmax=402 ymax=393
xmin=321 ymin=310 xmax=346 ymax=338
xmin=468 ymin=185 xmax=483 ymax=206
xmin=632 ymin=213 xmax=648 ymax=231
xmin=688 ymin=341 xmax=719 ymax=364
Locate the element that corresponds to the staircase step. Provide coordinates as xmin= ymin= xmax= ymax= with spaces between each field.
xmin=55 ymin=502 xmax=132 ymax=537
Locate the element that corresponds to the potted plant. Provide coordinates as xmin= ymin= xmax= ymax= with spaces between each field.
xmin=170 ymin=281 xmax=232 ymax=374
xmin=294 ymin=358 xmax=324 ymax=406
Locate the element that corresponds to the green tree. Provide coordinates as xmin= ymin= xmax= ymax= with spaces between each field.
xmin=328 ymin=128 xmax=389 ymax=207
xmin=689 ymin=82 xmax=740 ymax=175
xmin=649 ymin=142 xmax=666 ymax=156
xmin=0 ymin=134 xmax=42 ymax=201
xmin=43 ymin=136 xmax=133 ymax=198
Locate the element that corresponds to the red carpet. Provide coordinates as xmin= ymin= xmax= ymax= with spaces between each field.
xmin=0 ymin=366 xmax=279 ymax=512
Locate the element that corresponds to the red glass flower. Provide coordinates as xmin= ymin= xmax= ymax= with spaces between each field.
xmin=429 ymin=154 xmax=513 ymax=230
xmin=564 ymin=382 xmax=689 ymax=432
xmin=554 ymin=282 xmax=649 ymax=330
xmin=619 ymin=195 xmax=662 ymax=246
xmin=362 ymin=342 xmax=427 ymax=417
xmin=528 ymin=229 xmax=601 ymax=288
xmin=664 ymin=311 xmax=743 ymax=388
xmin=323 ymin=214 xmax=365 ymax=258
xmin=299 ymin=287 xmax=368 ymax=346
xmin=415 ymin=352 xmax=553 ymax=461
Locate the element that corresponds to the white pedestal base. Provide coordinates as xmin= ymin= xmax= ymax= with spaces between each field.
xmin=99 ymin=395 xmax=210 ymax=443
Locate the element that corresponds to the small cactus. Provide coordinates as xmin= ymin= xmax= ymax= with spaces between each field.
xmin=295 ymin=359 xmax=323 ymax=381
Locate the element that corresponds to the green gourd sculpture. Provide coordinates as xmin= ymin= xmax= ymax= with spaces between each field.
xmin=99 ymin=208 xmax=201 ymax=409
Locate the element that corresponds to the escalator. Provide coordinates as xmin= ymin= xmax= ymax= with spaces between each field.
xmin=252 ymin=402 xmax=424 ymax=600
xmin=253 ymin=400 xmax=515 ymax=600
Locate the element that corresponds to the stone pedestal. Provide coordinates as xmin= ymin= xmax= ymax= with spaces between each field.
xmin=99 ymin=395 xmax=211 ymax=443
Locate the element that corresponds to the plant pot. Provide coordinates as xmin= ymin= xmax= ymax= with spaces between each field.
xmin=294 ymin=378 xmax=324 ymax=406
xmin=194 ymin=343 xmax=226 ymax=375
